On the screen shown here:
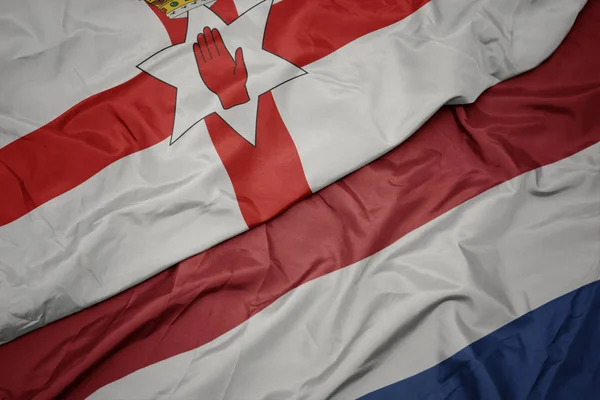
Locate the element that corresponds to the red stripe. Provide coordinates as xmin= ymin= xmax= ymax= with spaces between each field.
xmin=205 ymin=1 xmax=312 ymax=227
xmin=206 ymin=93 xmax=312 ymax=227
xmin=0 ymin=74 xmax=175 ymax=226
xmin=1 ymin=2 xmax=598 ymax=399
xmin=264 ymin=0 xmax=430 ymax=66
xmin=0 ymin=0 xmax=429 ymax=227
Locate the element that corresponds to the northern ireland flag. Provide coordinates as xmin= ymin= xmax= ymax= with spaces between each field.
xmin=0 ymin=0 xmax=599 ymax=399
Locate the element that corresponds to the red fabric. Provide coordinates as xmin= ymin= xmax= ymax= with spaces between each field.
xmin=193 ymin=28 xmax=250 ymax=110
xmin=0 ymin=74 xmax=175 ymax=226
xmin=0 ymin=0 xmax=429 ymax=227
xmin=264 ymin=0 xmax=430 ymax=66
xmin=210 ymin=0 xmax=239 ymax=24
xmin=0 ymin=2 xmax=598 ymax=399
xmin=205 ymin=1 xmax=311 ymax=227
xmin=206 ymin=92 xmax=312 ymax=227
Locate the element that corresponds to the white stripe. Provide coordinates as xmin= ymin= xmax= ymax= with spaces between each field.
xmin=273 ymin=0 xmax=587 ymax=191
xmin=0 ymin=0 xmax=170 ymax=149
xmin=90 ymin=143 xmax=600 ymax=400
xmin=0 ymin=121 xmax=247 ymax=344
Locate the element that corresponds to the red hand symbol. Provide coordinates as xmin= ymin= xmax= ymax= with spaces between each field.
xmin=193 ymin=27 xmax=249 ymax=110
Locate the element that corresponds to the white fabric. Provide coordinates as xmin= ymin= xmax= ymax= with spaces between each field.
xmin=273 ymin=0 xmax=587 ymax=191
xmin=90 ymin=142 xmax=600 ymax=400
xmin=139 ymin=1 xmax=304 ymax=145
xmin=0 ymin=0 xmax=587 ymax=344
xmin=0 ymin=122 xmax=246 ymax=344
xmin=0 ymin=0 xmax=170 ymax=148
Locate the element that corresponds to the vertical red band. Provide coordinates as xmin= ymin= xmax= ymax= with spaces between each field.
xmin=203 ymin=0 xmax=312 ymax=227
xmin=146 ymin=0 xmax=313 ymax=227
xmin=206 ymin=93 xmax=312 ymax=227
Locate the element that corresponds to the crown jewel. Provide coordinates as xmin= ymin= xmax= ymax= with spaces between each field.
xmin=145 ymin=0 xmax=213 ymax=18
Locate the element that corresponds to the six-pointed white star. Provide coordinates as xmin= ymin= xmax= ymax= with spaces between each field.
xmin=139 ymin=0 xmax=305 ymax=145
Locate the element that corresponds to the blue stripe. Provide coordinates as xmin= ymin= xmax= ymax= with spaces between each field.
xmin=361 ymin=280 xmax=600 ymax=400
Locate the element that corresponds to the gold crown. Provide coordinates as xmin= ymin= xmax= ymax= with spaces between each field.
xmin=145 ymin=0 xmax=212 ymax=18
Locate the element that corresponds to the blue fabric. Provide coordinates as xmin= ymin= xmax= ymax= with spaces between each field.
xmin=361 ymin=280 xmax=600 ymax=400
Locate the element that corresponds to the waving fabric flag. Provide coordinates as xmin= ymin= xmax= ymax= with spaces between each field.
xmin=0 ymin=0 xmax=599 ymax=398
xmin=0 ymin=0 xmax=588 ymax=346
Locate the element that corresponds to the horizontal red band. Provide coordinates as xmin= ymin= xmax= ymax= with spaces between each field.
xmin=264 ymin=0 xmax=429 ymax=66
xmin=0 ymin=74 xmax=176 ymax=226
xmin=206 ymin=92 xmax=312 ymax=227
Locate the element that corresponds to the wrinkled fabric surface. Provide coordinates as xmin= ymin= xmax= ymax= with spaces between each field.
xmin=364 ymin=279 xmax=600 ymax=400
xmin=0 ymin=0 xmax=588 ymax=346
xmin=0 ymin=1 xmax=598 ymax=397
xmin=89 ymin=142 xmax=600 ymax=399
